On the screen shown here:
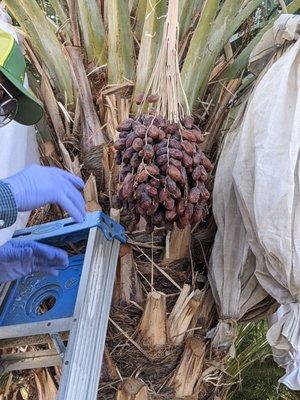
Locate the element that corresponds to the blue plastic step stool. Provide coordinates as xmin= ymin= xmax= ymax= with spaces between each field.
xmin=0 ymin=211 xmax=125 ymax=400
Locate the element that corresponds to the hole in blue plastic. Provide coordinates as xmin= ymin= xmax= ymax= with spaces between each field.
xmin=36 ymin=296 xmax=56 ymax=315
xmin=26 ymin=285 xmax=62 ymax=318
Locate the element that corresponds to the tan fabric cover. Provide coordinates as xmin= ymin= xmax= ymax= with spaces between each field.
xmin=232 ymin=18 xmax=300 ymax=389
xmin=208 ymin=106 xmax=269 ymax=349
xmin=208 ymin=16 xmax=300 ymax=363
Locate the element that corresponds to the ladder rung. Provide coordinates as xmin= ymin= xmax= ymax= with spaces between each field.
xmin=1 ymin=349 xmax=61 ymax=373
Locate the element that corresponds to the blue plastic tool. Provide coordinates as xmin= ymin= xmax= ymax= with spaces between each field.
xmin=0 ymin=211 xmax=125 ymax=328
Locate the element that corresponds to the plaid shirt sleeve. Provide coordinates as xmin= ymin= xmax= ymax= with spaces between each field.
xmin=0 ymin=181 xmax=17 ymax=229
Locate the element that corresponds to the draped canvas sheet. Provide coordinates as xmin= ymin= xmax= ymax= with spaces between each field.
xmin=232 ymin=15 xmax=300 ymax=389
xmin=208 ymin=14 xmax=300 ymax=352
xmin=268 ymin=305 xmax=300 ymax=390
xmin=208 ymin=106 xmax=269 ymax=349
xmin=0 ymin=9 xmax=39 ymax=245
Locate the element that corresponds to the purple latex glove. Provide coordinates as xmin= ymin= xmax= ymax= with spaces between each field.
xmin=3 ymin=165 xmax=86 ymax=222
xmin=0 ymin=240 xmax=69 ymax=283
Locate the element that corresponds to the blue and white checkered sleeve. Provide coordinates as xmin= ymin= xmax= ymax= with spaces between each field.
xmin=0 ymin=181 xmax=18 ymax=229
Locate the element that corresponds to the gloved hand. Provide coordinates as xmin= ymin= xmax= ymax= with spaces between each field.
xmin=0 ymin=240 xmax=69 ymax=283
xmin=3 ymin=165 xmax=86 ymax=222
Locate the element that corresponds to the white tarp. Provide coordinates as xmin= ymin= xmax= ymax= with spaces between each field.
xmin=0 ymin=8 xmax=39 ymax=245
xmin=208 ymin=104 xmax=270 ymax=350
xmin=231 ymin=14 xmax=300 ymax=389
xmin=268 ymin=305 xmax=300 ymax=390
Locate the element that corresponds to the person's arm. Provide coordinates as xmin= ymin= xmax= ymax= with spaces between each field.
xmin=2 ymin=165 xmax=86 ymax=223
xmin=0 ymin=240 xmax=69 ymax=283
xmin=0 ymin=181 xmax=17 ymax=229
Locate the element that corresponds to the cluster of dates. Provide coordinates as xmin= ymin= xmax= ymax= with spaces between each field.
xmin=113 ymin=114 xmax=213 ymax=233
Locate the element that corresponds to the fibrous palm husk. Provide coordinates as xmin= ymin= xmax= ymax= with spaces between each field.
xmin=116 ymin=378 xmax=149 ymax=400
xmin=113 ymin=244 xmax=144 ymax=307
xmin=137 ymin=291 xmax=167 ymax=348
xmin=169 ymin=337 xmax=206 ymax=397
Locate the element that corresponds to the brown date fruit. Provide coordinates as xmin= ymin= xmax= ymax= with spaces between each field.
xmin=176 ymin=199 xmax=186 ymax=215
xmin=115 ymin=151 xmax=122 ymax=165
xmin=149 ymin=178 xmax=160 ymax=188
xmin=130 ymin=153 xmax=141 ymax=169
xmin=192 ymin=204 xmax=204 ymax=223
xmin=122 ymin=173 xmax=134 ymax=199
xmin=174 ymin=187 xmax=182 ymax=199
xmin=132 ymin=138 xmax=144 ymax=152
xmin=155 ymin=115 xmax=166 ymax=127
xmin=146 ymin=185 xmax=158 ymax=197
xmin=156 ymin=154 xmax=168 ymax=166
xmin=126 ymin=133 xmax=138 ymax=148
xmin=169 ymin=148 xmax=183 ymax=160
xmin=136 ymin=183 xmax=146 ymax=198
xmin=166 ymin=210 xmax=177 ymax=221
xmin=136 ymin=202 xmax=146 ymax=215
xmin=153 ymin=209 xmax=165 ymax=227
xmin=123 ymin=164 xmax=133 ymax=173
xmin=117 ymin=118 xmax=134 ymax=132
xmin=140 ymin=192 xmax=152 ymax=209
xmin=143 ymin=115 xmax=155 ymax=127
xmin=148 ymin=125 xmax=160 ymax=140
xmin=155 ymin=139 xmax=168 ymax=149
xmin=189 ymin=187 xmax=201 ymax=204
xmin=193 ymin=152 xmax=202 ymax=166
xmin=199 ymin=165 xmax=208 ymax=182
xmin=192 ymin=165 xmax=201 ymax=180
xmin=169 ymin=139 xmax=182 ymax=150
xmin=114 ymin=138 xmax=126 ymax=151
xmin=167 ymin=165 xmax=182 ymax=182
xmin=165 ymin=123 xmax=180 ymax=134
xmin=123 ymin=146 xmax=135 ymax=162
xmin=178 ymin=167 xmax=187 ymax=187
xmin=147 ymin=94 xmax=159 ymax=103
xmin=134 ymin=125 xmax=147 ymax=138
xmin=143 ymin=144 xmax=154 ymax=161
xmin=135 ymin=93 xmax=145 ymax=105
xmin=156 ymin=147 xmax=168 ymax=156
xmin=118 ymin=131 xmax=128 ymax=139
xmin=136 ymin=169 xmax=149 ymax=183
xmin=158 ymin=129 xmax=166 ymax=140
xmin=182 ymin=152 xmax=193 ymax=168
xmin=146 ymin=164 xmax=160 ymax=176
xmin=182 ymin=116 xmax=194 ymax=129
xmin=146 ymin=201 xmax=159 ymax=216
xmin=159 ymin=188 xmax=168 ymax=202
xmin=169 ymin=157 xmax=182 ymax=168
xmin=159 ymin=164 xmax=168 ymax=174
xmin=166 ymin=176 xmax=177 ymax=194
xmin=201 ymin=154 xmax=214 ymax=172
xmin=144 ymin=137 xmax=153 ymax=145
xmin=182 ymin=140 xmax=195 ymax=156
xmin=164 ymin=197 xmax=175 ymax=211
xmin=182 ymin=130 xmax=197 ymax=142
xmin=193 ymin=130 xmax=205 ymax=143
xmin=201 ymin=188 xmax=210 ymax=201
xmin=172 ymin=133 xmax=181 ymax=141
xmin=184 ymin=203 xmax=194 ymax=220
